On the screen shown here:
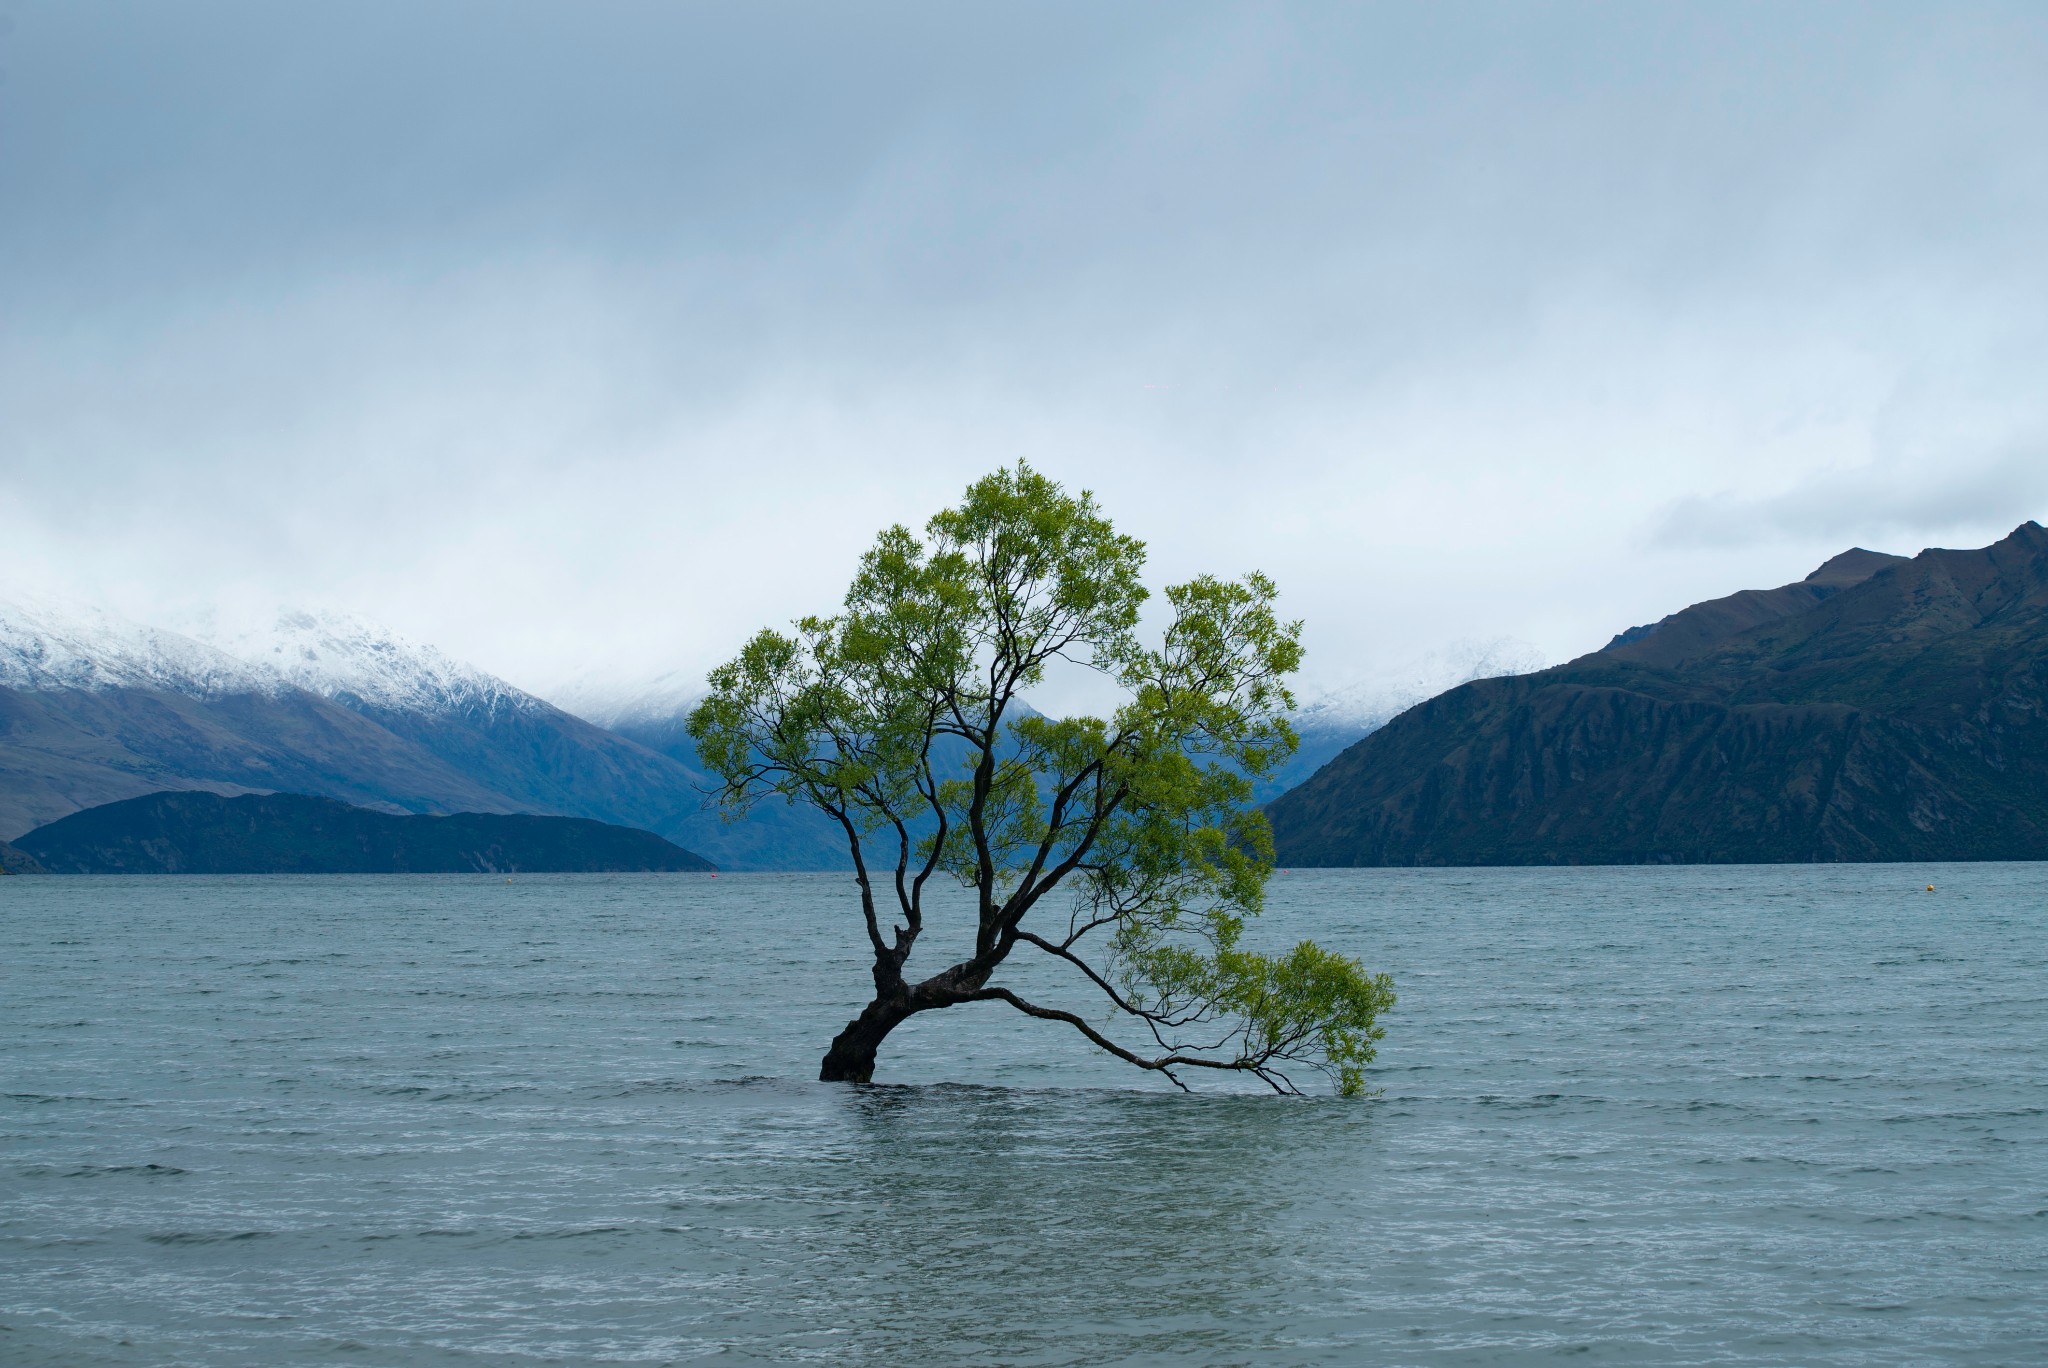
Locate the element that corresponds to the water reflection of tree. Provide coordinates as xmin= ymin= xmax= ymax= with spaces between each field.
xmin=775 ymin=1084 xmax=1372 ymax=1363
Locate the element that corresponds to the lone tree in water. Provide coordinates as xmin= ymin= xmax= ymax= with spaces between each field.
xmin=687 ymin=464 xmax=1393 ymax=1094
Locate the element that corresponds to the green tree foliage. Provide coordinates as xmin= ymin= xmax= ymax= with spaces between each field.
xmin=688 ymin=463 xmax=1394 ymax=1094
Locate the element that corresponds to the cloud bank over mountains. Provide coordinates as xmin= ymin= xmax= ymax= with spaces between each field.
xmin=2 ymin=4 xmax=2044 ymax=708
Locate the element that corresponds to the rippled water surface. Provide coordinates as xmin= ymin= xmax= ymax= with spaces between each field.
xmin=3 ymin=866 xmax=2044 ymax=1365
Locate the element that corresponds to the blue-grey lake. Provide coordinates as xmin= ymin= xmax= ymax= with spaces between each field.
xmin=3 ymin=866 xmax=2044 ymax=1366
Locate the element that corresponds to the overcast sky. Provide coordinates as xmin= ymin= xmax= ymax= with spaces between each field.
xmin=3 ymin=2 xmax=2045 ymax=709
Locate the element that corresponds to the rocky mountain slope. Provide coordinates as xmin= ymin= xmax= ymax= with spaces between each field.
xmin=1269 ymin=523 xmax=2048 ymax=865
xmin=14 ymin=791 xmax=713 ymax=874
xmin=0 ymin=601 xmax=828 ymax=868
xmin=554 ymin=674 xmax=849 ymax=870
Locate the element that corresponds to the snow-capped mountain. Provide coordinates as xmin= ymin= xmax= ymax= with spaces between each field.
xmin=0 ymin=596 xmax=550 ymax=721
xmin=0 ymin=594 xmax=523 ymax=840
xmin=0 ymin=594 xmax=277 ymax=698
xmin=205 ymin=609 xmax=545 ymax=720
xmin=0 ymin=594 xmax=843 ymax=868
xmin=1292 ymin=636 xmax=1549 ymax=734
xmin=546 ymin=667 xmax=701 ymax=730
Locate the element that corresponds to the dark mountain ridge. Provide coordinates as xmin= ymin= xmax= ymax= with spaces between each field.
xmin=14 ymin=790 xmax=715 ymax=874
xmin=1270 ymin=522 xmax=2048 ymax=865
xmin=1600 ymin=547 xmax=1908 ymax=661
xmin=0 ymin=838 xmax=44 ymax=874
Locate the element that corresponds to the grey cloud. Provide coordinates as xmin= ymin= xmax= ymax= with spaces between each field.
xmin=1655 ymin=445 xmax=2048 ymax=550
xmin=3 ymin=3 xmax=2047 ymax=705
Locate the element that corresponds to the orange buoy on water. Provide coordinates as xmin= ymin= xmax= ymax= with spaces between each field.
xmin=1927 ymin=884 xmax=1935 ymax=892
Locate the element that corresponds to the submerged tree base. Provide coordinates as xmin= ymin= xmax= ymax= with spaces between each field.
xmin=818 ymin=996 xmax=914 ymax=1083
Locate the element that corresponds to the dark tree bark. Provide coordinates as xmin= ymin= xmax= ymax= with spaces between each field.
xmin=818 ymin=993 xmax=917 ymax=1083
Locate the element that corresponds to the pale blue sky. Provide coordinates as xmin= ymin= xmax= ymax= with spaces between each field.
xmin=3 ymin=2 xmax=2044 ymax=705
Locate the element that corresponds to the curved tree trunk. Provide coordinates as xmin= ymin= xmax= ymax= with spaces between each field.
xmin=818 ymin=993 xmax=916 ymax=1083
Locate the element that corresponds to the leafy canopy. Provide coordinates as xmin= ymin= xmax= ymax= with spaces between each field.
xmin=688 ymin=462 xmax=1393 ymax=1094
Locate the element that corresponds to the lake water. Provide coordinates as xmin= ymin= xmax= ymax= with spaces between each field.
xmin=2 ymin=866 xmax=2044 ymax=1366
